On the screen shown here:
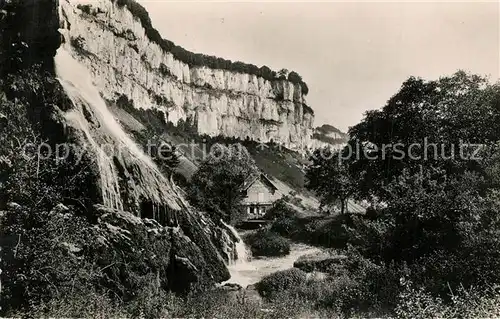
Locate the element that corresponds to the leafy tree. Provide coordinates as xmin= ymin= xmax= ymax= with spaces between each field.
xmin=327 ymin=72 xmax=500 ymax=296
xmin=348 ymin=71 xmax=500 ymax=200
xmin=188 ymin=143 xmax=258 ymax=223
xmin=287 ymin=71 xmax=302 ymax=83
xmin=305 ymin=148 xmax=356 ymax=214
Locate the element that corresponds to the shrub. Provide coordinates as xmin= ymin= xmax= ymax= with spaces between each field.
xmin=271 ymin=217 xmax=299 ymax=237
xmin=178 ymin=288 xmax=261 ymax=318
xmin=70 ymin=36 xmax=85 ymax=51
xmin=243 ymin=229 xmax=290 ymax=257
xmin=263 ymin=197 xmax=299 ymax=220
xmin=256 ymin=268 xmax=307 ymax=298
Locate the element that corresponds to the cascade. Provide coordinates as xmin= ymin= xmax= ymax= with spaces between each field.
xmin=55 ymin=48 xmax=126 ymax=210
xmin=54 ymin=36 xmax=173 ymax=210
xmin=220 ymin=220 xmax=251 ymax=265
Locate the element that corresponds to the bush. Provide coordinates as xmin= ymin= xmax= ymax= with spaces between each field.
xmin=270 ymin=217 xmax=299 ymax=237
xmin=263 ymin=197 xmax=299 ymax=220
xmin=271 ymin=215 xmax=357 ymax=249
xmin=243 ymin=229 xmax=290 ymax=257
xmin=77 ymin=4 xmax=93 ymax=15
xmin=395 ymin=279 xmax=500 ymax=319
xmin=256 ymin=268 xmax=307 ymax=298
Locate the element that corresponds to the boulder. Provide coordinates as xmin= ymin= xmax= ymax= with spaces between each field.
xmin=221 ymin=283 xmax=243 ymax=291
xmin=294 ymin=252 xmax=347 ymax=273
xmin=93 ymin=205 xmax=230 ymax=295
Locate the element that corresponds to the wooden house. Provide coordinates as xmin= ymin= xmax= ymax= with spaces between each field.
xmin=240 ymin=173 xmax=282 ymax=219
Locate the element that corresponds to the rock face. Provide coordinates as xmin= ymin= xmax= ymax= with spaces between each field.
xmin=309 ymin=124 xmax=348 ymax=151
xmin=94 ymin=205 xmax=230 ymax=293
xmin=58 ymin=0 xmax=314 ymax=150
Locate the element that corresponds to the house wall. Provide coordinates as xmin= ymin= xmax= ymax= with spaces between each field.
xmin=242 ymin=179 xmax=281 ymax=205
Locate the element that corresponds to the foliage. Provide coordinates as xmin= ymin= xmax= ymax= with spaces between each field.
xmin=0 ymin=66 xmax=98 ymax=211
xmin=142 ymin=131 xmax=180 ymax=176
xmin=76 ymin=4 xmax=93 ymax=15
xmin=270 ymin=217 xmax=298 ymax=237
xmin=243 ymin=229 xmax=290 ymax=257
xmin=256 ymin=268 xmax=307 ymax=298
xmin=111 ymin=0 xmax=309 ymax=94
xmin=1 ymin=206 xmax=100 ymax=313
xmin=287 ymin=71 xmax=302 ymax=83
xmin=0 ymin=0 xmax=60 ymax=72
xmin=347 ymin=71 xmax=500 ymax=200
xmin=395 ymin=279 xmax=500 ymax=319
xmin=188 ymin=143 xmax=259 ymax=223
xmin=306 ymin=147 xmax=357 ymax=213
xmin=300 ymin=71 xmax=500 ymax=313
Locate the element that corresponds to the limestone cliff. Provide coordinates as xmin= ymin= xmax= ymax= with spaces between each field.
xmin=59 ymin=0 xmax=314 ymax=150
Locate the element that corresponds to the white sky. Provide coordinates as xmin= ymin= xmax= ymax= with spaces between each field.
xmin=138 ymin=0 xmax=499 ymax=132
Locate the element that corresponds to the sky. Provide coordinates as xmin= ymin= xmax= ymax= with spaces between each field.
xmin=138 ymin=0 xmax=499 ymax=132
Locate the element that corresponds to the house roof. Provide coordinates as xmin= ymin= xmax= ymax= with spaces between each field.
xmin=241 ymin=173 xmax=278 ymax=191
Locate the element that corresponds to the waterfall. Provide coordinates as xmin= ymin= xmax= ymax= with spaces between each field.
xmin=55 ymin=48 xmax=127 ymax=210
xmin=220 ymin=220 xmax=251 ymax=265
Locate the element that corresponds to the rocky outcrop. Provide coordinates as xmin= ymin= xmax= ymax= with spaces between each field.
xmin=93 ymin=204 xmax=230 ymax=293
xmin=309 ymin=124 xmax=348 ymax=151
xmin=58 ymin=0 xmax=314 ymax=150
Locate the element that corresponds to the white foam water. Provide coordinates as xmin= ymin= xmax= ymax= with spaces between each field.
xmin=220 ymin=220 xmax=251 ymax=265
xmin=225 ymin=243 xmax=322 ymax=288
xmin=54 ymin=43 xmax=175 ymax=210
xmin=55 ymin=48 xmax=126 ymax=210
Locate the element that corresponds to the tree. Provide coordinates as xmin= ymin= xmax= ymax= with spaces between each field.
xmin=347 ymin=71 xmax=500 ymax=201
xmin=287 ymin=71 xmax=302 ymax=83
xmin=188 ymin=143 xmax=258 ymax=223
xmin=305 ymin=147 xmax=356 ymax=214
xmin=146 ymin=133 xmax=180 ymax=176
xmin=277 ymin=68 xmax=288 ymax=80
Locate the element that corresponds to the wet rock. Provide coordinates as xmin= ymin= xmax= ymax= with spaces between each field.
xmin=93 ymin=205 xmax=230 ymax=295
xmin=294 ymin=252 xmax=347 ymax=273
